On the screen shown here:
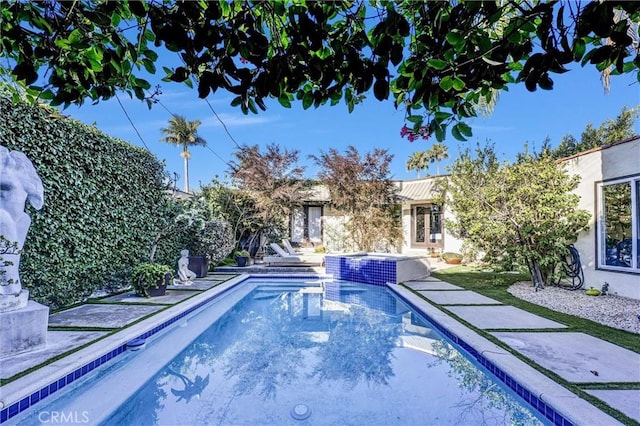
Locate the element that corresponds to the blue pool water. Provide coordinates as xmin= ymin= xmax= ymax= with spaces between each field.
xmin=10 ymin=279 xmax=549 ymax=425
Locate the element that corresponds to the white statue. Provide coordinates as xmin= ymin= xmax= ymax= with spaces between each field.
xmin=0 ymin=146 xmax=44 ymax=311
xmin=173 ymin=249 xmax=196 ymax=286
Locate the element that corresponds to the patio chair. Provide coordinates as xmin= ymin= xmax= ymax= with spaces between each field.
xmin=263 ymin=243 xmax=325 ymax=266
xmin=282 ymin=239 xmax=298 ymax=255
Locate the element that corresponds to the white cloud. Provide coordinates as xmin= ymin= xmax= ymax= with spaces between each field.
xmin=200 ymin=113 xmax=278 ymax=128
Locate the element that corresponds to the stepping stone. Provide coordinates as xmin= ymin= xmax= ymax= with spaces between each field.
xmin=492 ymin=332 xmax=640 ymax=384
xmin=585 ymin=389 xmax=640 ymax=421
xmin=447 ymin=305 xmax=567 ymax=329
xmin=103 ymin=290 xmax=196 ymax=304
xmin=0 ymin=330 xmax=107 ymax=379
xmin=418 ymin=290 xmax=500 ymax=305
xmin=49 ymin=304 xmax=163 ymax=328
xmin=405 ymin=281 xmax=462 ymax=291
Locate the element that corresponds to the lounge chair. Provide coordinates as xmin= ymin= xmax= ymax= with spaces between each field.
xmin=263 ymin=243 xmax=325 ymax=266
xmin=282 ymin=239 xmax=298 ymax=255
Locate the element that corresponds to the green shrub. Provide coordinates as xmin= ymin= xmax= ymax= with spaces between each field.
xmin=189 ymin=219 xmax=234 ymax=265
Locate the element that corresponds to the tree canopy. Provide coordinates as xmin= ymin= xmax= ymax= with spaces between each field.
xmin=2 ymin=1 xmax=639 ymax=141
xmin=440 ymin=144 xmax=590 ymax=289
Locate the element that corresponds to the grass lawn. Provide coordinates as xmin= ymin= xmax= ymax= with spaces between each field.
xmin=431 ymin=265 xmax=640 ymax=353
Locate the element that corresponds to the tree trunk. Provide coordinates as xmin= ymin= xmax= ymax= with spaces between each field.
xmin=183 ymin=156 xmax=189 ymax=193
xmin=181 ymin=149 xmax=190 ymax=193
xmin=528 ymin=259 xmax=545 ymax=291
xmin=149 ymin=233 xmax=163 ymax=262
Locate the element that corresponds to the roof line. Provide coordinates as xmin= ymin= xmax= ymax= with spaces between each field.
xmin=557 ymin=135 xmax=640 ymax=163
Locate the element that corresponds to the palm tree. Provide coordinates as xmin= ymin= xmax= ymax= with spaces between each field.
xmin=160 ymin=115 xmax=207 ymax=193
xmin=406 ymin=151 xmax=428 ymax=178
xmin=426 ymin=143 xmax=449 ymax=176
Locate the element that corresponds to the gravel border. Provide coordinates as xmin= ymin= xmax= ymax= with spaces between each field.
xmin=508 ymin=281 xmax=640 ymax=335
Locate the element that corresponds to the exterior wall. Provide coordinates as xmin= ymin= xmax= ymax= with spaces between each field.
xmin=399 ymin=202 xmax=464 ymax=256
xmin=562 ymin=138 xmax=640 ymax=300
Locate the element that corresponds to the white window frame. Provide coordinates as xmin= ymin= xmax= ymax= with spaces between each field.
xmin=596 ymin=175 xmax=639 ymax=273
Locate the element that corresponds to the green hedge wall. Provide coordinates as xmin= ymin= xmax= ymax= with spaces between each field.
xmin=0 ymin=95 xmax=180 ymax=309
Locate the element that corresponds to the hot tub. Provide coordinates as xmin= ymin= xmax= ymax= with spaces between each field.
xmin=325 ymin=253 xmax=431 ymax=285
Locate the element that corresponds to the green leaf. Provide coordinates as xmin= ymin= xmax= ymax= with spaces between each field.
xmin=231 ymin=96 xmax=242 ymax=107
xmin=451 ymin=123 xmax=466 ymax=141
xmin=302 ymin=92 xmax=313 ymax=109
xmin=427 ymin=59 xmax=448 ymax=70
xmin=278 ymin=95 xmax=292 ymax=108
xmin=452 ymin=77 xmax=465 ymax=91
xmin=407 ymin=115 xmax=423 ymax=124
xmin=435 ymin=111 xmax=452 ymax=120
xmin=445 ymin=31 xmax=464 ymax=48
xmin=373 ymin=79 xmax=389 ymax=101
xmin=439 ymin=76 xmax=454 ymax=91
xmin=457 ymin=122 xmax=472 ymax=137
xmin=572 ymin=38 xmax=586 ymax=61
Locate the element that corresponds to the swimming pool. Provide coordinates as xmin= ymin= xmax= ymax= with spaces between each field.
xmin=7 ymin=277 xmax=550 ymax=425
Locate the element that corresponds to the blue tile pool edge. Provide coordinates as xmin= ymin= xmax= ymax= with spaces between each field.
xmin=386 ymin=284 xmax=576 ymax=426
xmin=0 ymin=275 xmax=255 ymax=424
xmin=3 ymin=274 xmax=574 ymax=425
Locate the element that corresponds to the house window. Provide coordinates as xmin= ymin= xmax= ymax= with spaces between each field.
xmin=412 ymin=204 xmax=443 ymax=248
xmin=597 ymin=176 xmax=639 ymax=272
xmin=291 ymin=206 xmax=323 ymax=243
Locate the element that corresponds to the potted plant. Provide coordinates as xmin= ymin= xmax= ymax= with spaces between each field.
xmin=429 ymin=248 xmax=441 ymax=258
xmin=132 ymin=262 xmax=173 ymax=297
xmin=441 ymin=252 xmax=463 ymax=265
xmin=235 ymin=250 xmax=250 ymax=267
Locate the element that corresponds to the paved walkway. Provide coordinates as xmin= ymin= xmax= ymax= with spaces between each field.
xmin=404 ymin=279 xmax=640 ymax=423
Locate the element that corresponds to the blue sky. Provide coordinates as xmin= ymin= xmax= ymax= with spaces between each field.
xmin=65 ymin=63 xmax=639 ymax=190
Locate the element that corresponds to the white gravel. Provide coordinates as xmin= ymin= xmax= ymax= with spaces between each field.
xmin=507 ymin=281 xmax=640 ymax=335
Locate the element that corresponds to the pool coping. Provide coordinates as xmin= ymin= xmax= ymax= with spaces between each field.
xmin=0 ymin=275 xmax=621 ymax=425
xmin=387 ymin=284 xmax=621 ymax=426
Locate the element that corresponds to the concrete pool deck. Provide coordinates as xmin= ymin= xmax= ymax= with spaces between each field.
xmin=0 ymin=272 xmax=638 ymax=425
xmin=404 ymin=279 xmax=640 ymax=424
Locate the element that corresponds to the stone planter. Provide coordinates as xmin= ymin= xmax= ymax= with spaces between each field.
xmin=188 ymin=255 xmax=209 ymax=278
xmin=235 ymin=256 xmax=249 ymax=267
xmin=444 ymin=258 xmax=462 ymax=265
xmin=142 ymin=272 xmax=171 ymax=297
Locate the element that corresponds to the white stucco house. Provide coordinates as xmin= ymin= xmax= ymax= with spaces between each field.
xmin=288 ymin=136 xmax=639 ymax=300
xmin=289 ymin=178 xmax=464 ymax=256
xmin=561 ymin=135 xmax=640 ymax=299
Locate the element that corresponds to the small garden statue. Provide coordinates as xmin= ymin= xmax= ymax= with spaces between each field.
xmin=0 ymin=146 xmax=44 ymax=311
xmin=174 ymin=249 xmax=196 ymax=286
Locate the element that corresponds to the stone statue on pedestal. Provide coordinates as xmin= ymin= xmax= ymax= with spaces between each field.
xmin=0 ymin=146 xmax=49 ymax=358
xmin=0 ymin=146 xmax=44 ymax=311
xmin=173 ymin=249 xmax=196 ymax=286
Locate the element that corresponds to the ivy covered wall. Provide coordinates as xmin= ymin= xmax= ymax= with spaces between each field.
xmin=0 ymin=95 xmax=179 ymax=309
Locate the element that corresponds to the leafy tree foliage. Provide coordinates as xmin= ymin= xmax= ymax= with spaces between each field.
xmin=311 ymin=146 xmax=400 ymax=252
xmin=440 ymin=145 xmax=590 ymax=290
xmin=159 ymin=114 xmax=207 ymax=193
xmin=406 ymin=150 xmax=429 ymax=178
xmin=426 ymin=143 xmax=449 ymax=176
xmin=199 ymin=178 xmax=260 ymax=252
xmin=2 ymin=1 xmax=639 ymax=141
xmin=551 ymin=106 xmax=639 ymax=159
xmin=230 ymin=144 xmax=306 ymax=252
